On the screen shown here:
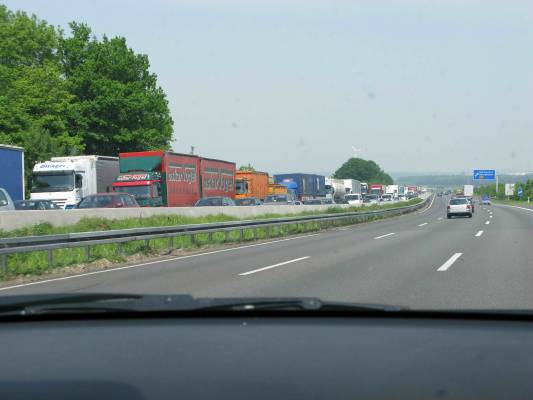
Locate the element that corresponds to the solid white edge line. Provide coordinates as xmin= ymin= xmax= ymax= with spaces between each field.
xmin=475 ymin=230 xmax=484 ymax=237
xmin=494 ymin=204 xmax=533 ymax=213
xmin=418 ymin=222 xmax=428 ymax=227
xmin=374 ymin=232 xmax=395 ymax=239
xmin=0 ymin=233 xmax=320 ymax=292
xmin=239 ymin=256 xmax=310 ymax=276
xmin=417 ymin=194 xmax=436 ymax=214
xmin=437 ymin=253 xmax=463 ymax=271
xmin=485 ymin=221 xmax=490 ymax=225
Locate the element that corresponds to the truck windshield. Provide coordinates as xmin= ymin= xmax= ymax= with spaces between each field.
xmin=114 ymin=185 xmax=152 ymax=199
xmin=31 ymin=172 xmax=74 ymax=192
xmin=235 ymin=180 xmax=248 ymax=195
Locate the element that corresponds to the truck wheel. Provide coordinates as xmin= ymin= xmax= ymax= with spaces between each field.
xmin=468 ymin=213 xmax=473 ymax=218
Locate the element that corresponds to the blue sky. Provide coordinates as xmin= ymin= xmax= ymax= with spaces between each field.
xmin=6 ymin=0 xmax=533 ymax=175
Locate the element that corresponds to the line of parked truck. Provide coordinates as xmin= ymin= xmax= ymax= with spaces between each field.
xmin=324 ymin=178 xmax=421 ymax=205
xmin=0 ymin=144 xmax=422 ymax=210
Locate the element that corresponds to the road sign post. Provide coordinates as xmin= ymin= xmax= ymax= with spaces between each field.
xmin=473 ymin=169 xmax=496 ymax=180
xmin=473 ymin=169 xmax=497 ymax=194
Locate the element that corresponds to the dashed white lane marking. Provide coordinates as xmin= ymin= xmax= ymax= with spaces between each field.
xmin=0 ymin=233 xmax=321 ymax=292
xmin=437 ymin=253 xmax=463 ymax=272
xmin=374 ymin=232 xmax=395 ymax=240
xmin=239 ymin=256 xmax=310 ymax=276
xmin=418 ymin=222 xmax=428 ymax=227
xmin=485 ymin=221 xmax=490 ymax=225
xmin=475 ymin=230 xmax=484 ymax=237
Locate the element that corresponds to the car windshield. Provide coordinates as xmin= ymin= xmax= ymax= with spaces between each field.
xmin=264 ymin=195 xmax=287 ymax=203
xmin=0 ymin=0 xmax=532 ymax=317
xmin=450 ymin=199 xmax=468 ymax=205
xmin=345 ymin=195 xmax=360 ymax=200
xmin=78 ymin=196 xmax=114 ymax=208
xmin=234 ymin=198 xmax=255 ymax=206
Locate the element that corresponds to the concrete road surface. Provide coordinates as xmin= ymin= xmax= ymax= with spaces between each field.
xmin=2 ymin=195 xmax=532 ymax=310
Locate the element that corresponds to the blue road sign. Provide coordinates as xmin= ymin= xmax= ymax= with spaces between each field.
xmin=518 ymin=187 xmax=523 ymax=197
xmin=473 ymin=169 xmax=496 ymax=180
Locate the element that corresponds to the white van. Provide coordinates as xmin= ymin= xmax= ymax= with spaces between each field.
xmin=344 ymin=193 xmax=363 ymax=206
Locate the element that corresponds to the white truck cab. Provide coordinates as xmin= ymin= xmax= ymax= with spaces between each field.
xmin=30 ymin=156 xmax=118 ymax=209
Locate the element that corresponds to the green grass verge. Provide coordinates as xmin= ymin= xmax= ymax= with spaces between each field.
xmin=493 ymin=199 xmax=533 ymax=208
xmin=0 ymin=198 xmax=423 ymax=280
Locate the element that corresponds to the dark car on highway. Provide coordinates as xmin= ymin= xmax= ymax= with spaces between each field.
xmin=303 ymin=199 xmax=323 ymax=205
xmin=194 ymin=197 xmax=236 ymax=207
xmin=322 ymin=198 xmax=336 ymax=205
xmin=263 ymin=195 xmax=292 ymax=205
xmin=363 ymin=194 xmax=380 ymax=204
xmin=234 ymin=197 xmax=262 ymax=206
xmin=77 ymin=193 xmax=139 ymax=209
xmin=14 ymin=200 xmax=61 ymax=210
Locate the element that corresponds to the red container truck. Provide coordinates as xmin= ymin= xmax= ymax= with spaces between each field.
xmin=112 ymin=151 xmax=235 ymax=207
xmin=369 ymin=184 xmax=385 ymax=196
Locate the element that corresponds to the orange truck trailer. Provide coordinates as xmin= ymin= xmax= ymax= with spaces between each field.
xmin=235 ymin=171 xmax=269 ymax=200
xmin=267 ymin=183 xmax=288 ymax=196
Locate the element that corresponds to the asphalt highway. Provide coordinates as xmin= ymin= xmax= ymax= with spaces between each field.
xmin=2 ymin=195 xmax=532 ymax=310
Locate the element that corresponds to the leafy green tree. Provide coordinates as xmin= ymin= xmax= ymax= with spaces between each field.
xmin=0 ymin=6 xmax=83 ymax=189
xmin=59 ymin=23 xmax=173 ymax=155
xmin=0 ymin=4 xmax=174 ymax=195
xmin=333 ymin=158 xmax=393 ymax=184
xmin=238 ymin=163 xmax=255 ymax=172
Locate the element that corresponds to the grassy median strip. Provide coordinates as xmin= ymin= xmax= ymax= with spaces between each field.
xmin=493 ymin=199 xmax=533 ymax=208
xmin=0 ymin=198 xmax=422 ymax=280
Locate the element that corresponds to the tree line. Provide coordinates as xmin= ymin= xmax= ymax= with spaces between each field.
xmin=0 ymin=5 xmax=173 ymax=183
xmin=475 ymin=180 xmax=533 ymax=201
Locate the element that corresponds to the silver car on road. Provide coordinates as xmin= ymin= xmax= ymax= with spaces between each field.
xmin=0 ymin=188 xmax=15 ymax=211
xmin=447 ymin=197 xmax=472 ymax=218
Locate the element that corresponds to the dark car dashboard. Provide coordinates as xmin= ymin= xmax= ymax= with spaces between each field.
xmin=2 ymin=312 xmax=533 ymax=399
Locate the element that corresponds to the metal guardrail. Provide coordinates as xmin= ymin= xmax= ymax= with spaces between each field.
xmin=0 ymin=197 xmax=431 ymax=272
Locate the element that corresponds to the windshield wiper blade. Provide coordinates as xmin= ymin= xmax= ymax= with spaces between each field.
xmin=189 ymin=298 xmax=408 ymax=312
xmin=0 ymin=293 xmax=146 ymax=316
xmin=0 ymin=294 xmax=407 ymax=317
